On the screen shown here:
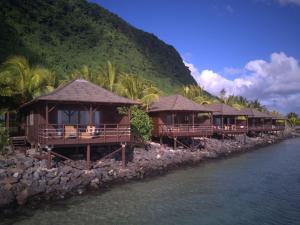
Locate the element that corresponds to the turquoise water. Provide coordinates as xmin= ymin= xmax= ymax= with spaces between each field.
xmin=2 ymin=138 xmax=300 ymax=225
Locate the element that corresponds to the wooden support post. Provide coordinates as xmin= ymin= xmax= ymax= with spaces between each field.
xmin=86 ymin=144 xmax=91 ymax=170
xmin=243 ymin=134 xmax=246 ymax=144
xmin=192 ymin=113 xmax=195 ymax=131
xmin=45 ymin=103 xmax=49 ymax=124
xmin=89 ymin=104 xmax=92 ymax=124
xmin=5 ymin=111 xmax=9 ymax=130
xmin=47 ymin=149 xmax=52 ymax=169
xmin=121 ymin=144 xmax=126 ymax=169
xmin=160 ymin=136 xmax=163 ymax=146
xmin=174 ymin=137 xmax=177 ymax=150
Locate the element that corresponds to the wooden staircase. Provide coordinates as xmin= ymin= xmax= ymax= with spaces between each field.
xmin=10 ymin=136 xmax=28 ymax=151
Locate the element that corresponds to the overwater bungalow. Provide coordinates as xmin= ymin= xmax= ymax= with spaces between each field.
xmin=12 ymin=79 xmax=137 ymax=169
xmin=148 ymin=95 xmax=213 ymax=148
xmin=269 ymin=114 xmax=286 ymax=132
xmin=240 ymin=108 xmax=285 ymax=133
xmin=205 ymin=103 xmax=248 ymax=137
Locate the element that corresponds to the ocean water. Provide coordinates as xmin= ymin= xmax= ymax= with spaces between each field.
xmin=2 ymin=138 xmax=300 ymax=225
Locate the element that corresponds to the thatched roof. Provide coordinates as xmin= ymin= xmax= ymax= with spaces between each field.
xmin=148 ymin=94 xmax=212 ymax=112
xmin=265 ymin=112 xmax=286 ymax=120
xmin=239 ymin=108 xmax=272 ymax=118
xmin=21 ymin=79 xmax=137 ymax=108
xmin=205 ymin=103 xmax=247 ymax=116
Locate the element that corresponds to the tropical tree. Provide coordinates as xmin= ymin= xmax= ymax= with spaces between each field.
xmin=247 ymin=99 xmax=267 ymax=112
xmin=179 ymin=84 xmax=215 ymax=104
xmin=219 ymin=88 xmax=226 ymax=103
xmin=97 ymin=61 xmax=119 ymax=92
xmin=117 ymin=73 xmax=161 ymax=109
xmin=287 ymin=112 xmax=299 ymax=126
xmin=0 ymin=56 xmax=56 ymax=104
xmin=64 ymin=65 xmax=95 ymax=82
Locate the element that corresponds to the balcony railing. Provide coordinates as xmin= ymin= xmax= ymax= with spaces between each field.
xmin=156 ymin=124 xmax=213 ymax=137
xmin=38 ymin=124 xmax=131 ymax=145
xmin=213 ymin=124 xmax=248 ymax=133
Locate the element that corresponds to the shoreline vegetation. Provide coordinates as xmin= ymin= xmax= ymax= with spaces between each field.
xmin=0 ymin=131 xmax=296 ymax=216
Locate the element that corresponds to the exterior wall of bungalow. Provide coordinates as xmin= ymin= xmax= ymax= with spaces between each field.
xmin=212 ymin=115 xmax=248 ymax=135
xmin=22 ymin=102 xmax=131 ymax=148
xmin=150 ymin=111 xmax=213 ymax=138
xmin=148 ymin=95 xmax=214 ymax=142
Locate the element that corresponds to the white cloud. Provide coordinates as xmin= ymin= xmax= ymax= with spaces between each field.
xmin=184 ymin=52 xmax=300 ymax=114
xmin=277 ymin=0 xmax=300 ymax=6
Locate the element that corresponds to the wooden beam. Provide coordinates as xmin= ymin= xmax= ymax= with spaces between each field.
xmin=174 ymin=137 xmax=177 ymax=150
xmin=89 ymin=104 xmax=92 ymax=124
xmin=48 ymin=105 xmax=57 ymax=113
xmin=47 ymin=149 xmax=52 ymax=169
xmin=86 ymin=144 xmax=91 ymax=170
xmin=45 ymin=103 xmax=49 ymax=125
xmin=121 ymin=144 xmax=126 ymax=169
xmin=5 ymin=111 xmax=9 ymax=130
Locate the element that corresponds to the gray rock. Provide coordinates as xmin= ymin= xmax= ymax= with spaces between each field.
xmin=16 ymin=188 xmax=29 ymax=205
xmin=0 ymin=187 xmax=14 ymax=207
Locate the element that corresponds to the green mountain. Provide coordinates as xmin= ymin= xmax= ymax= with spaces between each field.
xmin=0 ymin=0 xmax=196 ymax=93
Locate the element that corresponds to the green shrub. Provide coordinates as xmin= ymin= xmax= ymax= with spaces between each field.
xmin=130 ymin=106 xmax=153 ymax=143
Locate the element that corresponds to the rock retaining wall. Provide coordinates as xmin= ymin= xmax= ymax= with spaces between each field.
xmin=0 ymin=133 xmax=293 ymax=212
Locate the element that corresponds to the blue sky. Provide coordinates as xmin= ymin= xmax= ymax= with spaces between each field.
xmin=92 ymin=0 xmax=300 ymax=114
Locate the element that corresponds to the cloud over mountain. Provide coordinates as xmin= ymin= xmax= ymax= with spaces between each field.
xmin=185 ymin=52 xmax=300 ymax=114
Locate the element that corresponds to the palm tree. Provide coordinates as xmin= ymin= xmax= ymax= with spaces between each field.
xmin=247 ymin=99 xmax=267 ymax=112
xmin=117 ymin=73 xmax=161 ymax=109
xmin=97 ymin=61 xmax=119 ymax=92
xmin=0 ymin=56 xmax=56 ymax=104
xmin=219 ymin=88 xmax=226 ymax=103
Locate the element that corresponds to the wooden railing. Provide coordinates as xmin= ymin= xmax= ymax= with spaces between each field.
xmin=38 ymin=124 xmax=131 ymax=145
xmin=156 ymin=124 xmax=213 ymax=137
xmin=248 ymin=124 xmax=283 ymax=131
xmin=213 ymin=124 xmax=248 ymax=133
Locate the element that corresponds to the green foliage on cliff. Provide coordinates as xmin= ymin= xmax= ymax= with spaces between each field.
xmin=0 ymin=0 xmax=196 ymax=93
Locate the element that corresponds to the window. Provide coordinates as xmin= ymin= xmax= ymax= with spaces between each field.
xmin=166 ymin=114 xmax=172 ymax=125
xmin=57 ymin=110 xmax=78 ymax=125
xmin=80 ymin=111 xmax=89 ymax=125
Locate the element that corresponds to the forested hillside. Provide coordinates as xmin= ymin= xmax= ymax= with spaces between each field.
xmin=0 ymin=0 xmax=196 ymax=93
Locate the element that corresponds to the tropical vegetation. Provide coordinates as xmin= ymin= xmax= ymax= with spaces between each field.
xmin=0 ymin=0 xmax=196 ymax=94
xmin=287 ymin=112 xmax=300 ymax=126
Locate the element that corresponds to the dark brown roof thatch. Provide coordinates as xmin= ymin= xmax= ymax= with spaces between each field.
xmin=205 ymin=103 xmax=247 ymax=116
xmin=21 ymin=79 xmax=137 ymax=108
xmin=148 ymin=95 xmax=212 ymax=112
xmin=265 ymin=111 xmax=286 ymax=120
xmin=239 ymin=108 xmax=272 ymax=118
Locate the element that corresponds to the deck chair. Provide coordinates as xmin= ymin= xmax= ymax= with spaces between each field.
xmin=64 ymin=125 xmax=77 ymax=138
xmin=80 ymin=125 xmax=96 ymax=139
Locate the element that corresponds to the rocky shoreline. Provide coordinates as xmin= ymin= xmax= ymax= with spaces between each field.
xmin=0 ymin=133 xmax=294 ymax=214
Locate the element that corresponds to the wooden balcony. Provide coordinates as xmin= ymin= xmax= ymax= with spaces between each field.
xmin=248 ymin=125 xmax=285 ymax=132
xmin=213 ymin=124 xmax=248 ymax=134
xmin=37 ymin=124 xmax=131 ymax=147
xmin=154 ymin=124 xmax=213 ymax=137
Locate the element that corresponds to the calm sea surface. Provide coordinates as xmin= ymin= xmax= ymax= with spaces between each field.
xmin=2 ymin=138 xmax=300 ymax=225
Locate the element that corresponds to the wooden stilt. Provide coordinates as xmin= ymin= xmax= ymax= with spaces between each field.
xmin=174 ymin=137 xmax=177 ymax=150
xmin=86 ymin=144 xmax=91 ymax=170
xmin=47 ymin=149 xmax=52 ymax=169
xmin=5 ymin=111 xmax=9 ymax=130
xmin=243 ymin=134 xmax=246 ymax=144
xmin=121 ymin=144 xmax=126 ymax=169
